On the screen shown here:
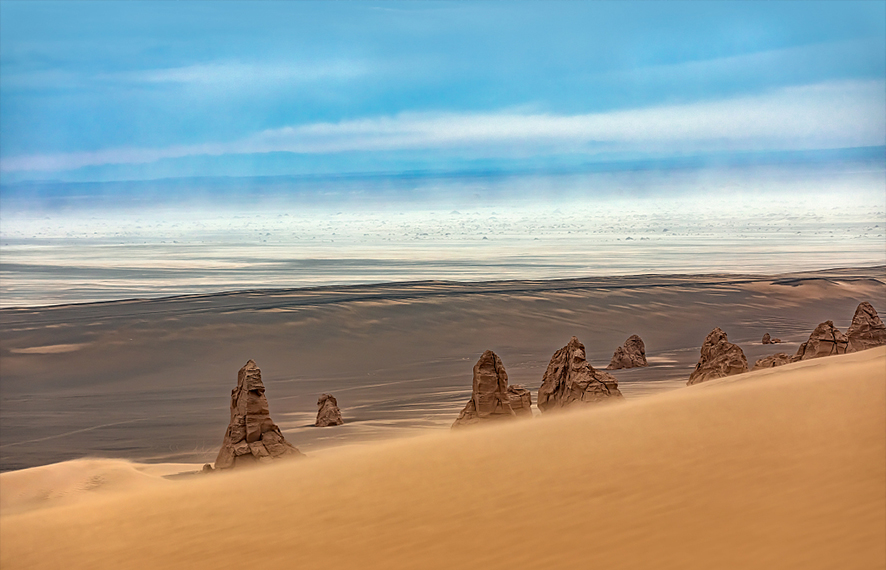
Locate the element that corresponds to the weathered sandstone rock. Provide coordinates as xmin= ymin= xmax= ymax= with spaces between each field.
xmin=215 ymin=360 xmax=302 ymax=469
xmin=762 ymin=333 xmax=783 ymax=344
xmin=792 ymin=321 xmax=849 ymax=361
xmin=315 ymin=393 xmax=344 ymax=427
xmin=537 ymin=336 xmax=622 ymax=412
xmin=846 ymin=302 xmax=886 ymax=352
xmin=606 ymin=334 xmax=648 ymax=369
xmin=507 ymin=385 xmax=533 ymax=417
xmin=687 ymin=328 xmax=749 ymax=385
xmin=753 ymin=353 xmax=792 ymax=370
xmin=452 ymin=350 xmax=520 ymax=427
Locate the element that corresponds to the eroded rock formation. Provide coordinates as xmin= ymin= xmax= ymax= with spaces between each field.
xmin=215 ymin=360 xmax=302 ymax=469
xmin=753 ymin=353 xmax=792 ymax=370
xmin=846 ymin=302 xmax=886 ymax=352
xmin=687 ymin=328 xmax=749 ymax=385
xmin=761 ymin=333 xmax=783 ymax=345
xmin=452 ymin=350 xmax=522 ymax=427
xmin=315 ymin=394 xmax=344 ymax=427
xmin=537 ymin=336 xmax=622 ymax=412
xmin=606 ymin=334 xmax=648 ymax=369
xmin=507 ymin=385 xmax=533 ymax=417
xmin=793 ymin=321 xmax=849 ymax=361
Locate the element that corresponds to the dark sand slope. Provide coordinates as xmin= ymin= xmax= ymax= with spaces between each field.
xmin=1 ymin=266 xmax=884 ymax=470
xmin=1 ymin=348 xmax=883 ymax=570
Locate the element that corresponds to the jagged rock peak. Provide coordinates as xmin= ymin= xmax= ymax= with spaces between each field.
xmin=315 ymin=393 xmax=344 ymax=427
xmin=452 ymin=350 xmax=523 ymax=428
xmin=846 ymin=301 xmax=886 ymax=352
xmin=792 ymin=321 xmax=849 ymax=362
xmin=537 ymin=336 xmax=622 ymax=412
xmin=606 ymin=334 xmax=648 ymax=369
xmin=687 ymin=328 xmax=748 ymax=386
xmin=214 ymin=360 xmax=302 ymax=469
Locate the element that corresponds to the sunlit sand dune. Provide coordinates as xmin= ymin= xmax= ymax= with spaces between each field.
xmin=1 ymin=347 xmax=884 ymax=569
xmin=0 ymin=459 xmax=201 ymax=515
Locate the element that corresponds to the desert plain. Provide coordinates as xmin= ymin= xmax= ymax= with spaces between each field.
xmin=0 ymin=265 xmax=884 ymax=569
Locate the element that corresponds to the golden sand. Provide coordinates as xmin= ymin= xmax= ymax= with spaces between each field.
xmin=2 ymin=347 xmax=884 ymax=569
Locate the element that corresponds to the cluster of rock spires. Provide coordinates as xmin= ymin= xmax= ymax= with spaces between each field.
xmin=752 ymin=301 xmax=885 ymax=371
xmin=214 ymin=361 xmax=348 ymax=470
xmin=682 ymin=302 xmax=885 ymax=385
xmin=685 ymin=302 xmax=886 ymax=384
xmin=211 ymin=302 xmax=883 ymax=467
xmin=452 ymin=336 xmax=623 ymax=428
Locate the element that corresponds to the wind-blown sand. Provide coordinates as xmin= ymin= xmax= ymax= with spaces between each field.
xmin=2 ymin=347 xmax=883 ymax=569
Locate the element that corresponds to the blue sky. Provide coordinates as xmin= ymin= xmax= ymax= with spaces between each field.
xmin=1 ymin=0 xmax=884 ymax=183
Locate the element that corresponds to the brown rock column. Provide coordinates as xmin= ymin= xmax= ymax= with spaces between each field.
xmin=792 ymin=321 xmax=849 ymax=362
xmin=846 ymin=302 xmax=886 ymax=352
xmin=538 ymin=336 xmax=622 ymax=412
xmin=315 ymin=394 xmax=344 ymax=427
xmin=452 ymin=350 xmax=521 ymax=427
xmin=215 ymin=360 xmax=302 ymax=469
xmin=606 ymin=334 xmax=648 ymax=369
xmin=687 ymin=328 xmax=748 ymax=385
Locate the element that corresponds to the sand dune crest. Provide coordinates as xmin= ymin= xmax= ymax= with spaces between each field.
xmin=1 ymin=348 xmax=884 ymax=569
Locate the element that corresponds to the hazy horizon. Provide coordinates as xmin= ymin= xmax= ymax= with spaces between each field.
xmin=1 ymin=1 xmax=884 ymax=306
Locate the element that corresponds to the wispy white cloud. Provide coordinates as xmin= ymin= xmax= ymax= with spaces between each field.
xmin=2 ymin=80 xmax=883 ymax=172
xmin=109 ymin=60 xmax=372 ymax=85
xmin=1 ymin=59 xmax=372 ymax=90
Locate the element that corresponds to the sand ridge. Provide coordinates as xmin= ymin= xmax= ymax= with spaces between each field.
xmin=1 ymin=347 xmax=883 ymax=569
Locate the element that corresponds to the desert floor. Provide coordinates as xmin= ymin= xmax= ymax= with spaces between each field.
xmin=0 ymin=346 xmax=883 ymax=569
xmin=1 ymin=265 xmax=883 ymax=471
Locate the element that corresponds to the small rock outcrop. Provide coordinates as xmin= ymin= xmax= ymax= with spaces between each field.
xmin=315 ymin=394 xmax=344 ymax=427
xmin=537 ymin=337 xmax=622 ymax=412
xmin=793 ymin=321 xmax=849 ymax=361
xmin=753 ymin=353 xmax=792 ymax=370
xmin=452 ymin=350 xmax=523 ymax=428
xmin=606 ymin=334 xmax=648 ymax=369
xmin=761 ymin=333 xmax=783 ymax=344
xmin=846 ymin=302 xmax=886 ymax=352
xmin=215 ymin=360 xmax=302 ymax=469
xmin=507 ymin=385 xmax=533 ymax=417
xmin=687 ymin=328 xmax=749 ymax=385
